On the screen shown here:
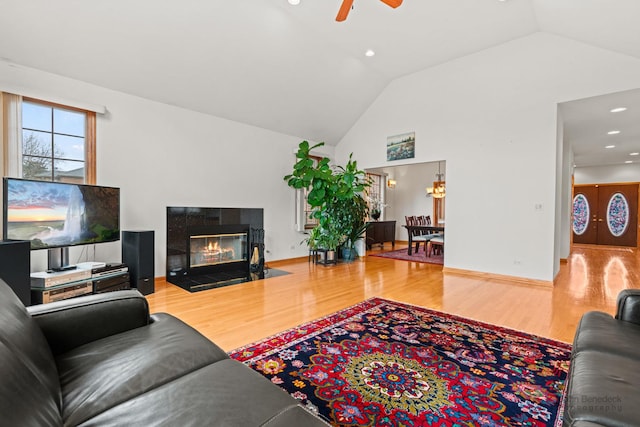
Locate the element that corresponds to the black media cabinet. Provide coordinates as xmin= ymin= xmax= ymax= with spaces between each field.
xmin=366 ymin=220 xmax=396 ymax=249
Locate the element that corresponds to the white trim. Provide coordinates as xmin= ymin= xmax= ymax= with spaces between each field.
xmin=0 ymin=82 xmax=106 ymax=114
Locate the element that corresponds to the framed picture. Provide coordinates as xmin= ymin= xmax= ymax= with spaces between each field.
xmin=387 ymin=132 xmax=415 ymax=161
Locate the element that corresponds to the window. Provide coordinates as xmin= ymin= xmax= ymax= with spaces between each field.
xmin=366 ymin=173 xmax=384 ymax=220
xmin=21 ymin=98 xmax=96 ymax=184
xmin=302 ymin=187 xmax=320 ymax=229
xmin=301 ymin=155 xmax=323 ymax=230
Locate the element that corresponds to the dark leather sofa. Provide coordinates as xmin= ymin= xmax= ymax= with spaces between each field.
xmin=563 ymin=289 xmax=640 ymax=426
xmin=0 ymin=279 xmax=328 ymax=426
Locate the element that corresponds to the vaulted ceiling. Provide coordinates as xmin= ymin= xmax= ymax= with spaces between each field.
xmin=1 ymin=0 xmax=639 ymax=151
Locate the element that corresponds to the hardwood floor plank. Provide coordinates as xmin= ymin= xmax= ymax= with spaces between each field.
xmin=146 ymin=244 xmax=634 ymax=351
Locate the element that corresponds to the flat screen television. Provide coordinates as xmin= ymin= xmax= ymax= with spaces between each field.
xmin=2 ymin=178 xmax=120 ymax=255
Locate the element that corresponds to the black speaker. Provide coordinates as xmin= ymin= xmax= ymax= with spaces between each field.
xmin=122 ymin=230 xmax=155 ymax=295
xmin=0 ymin=240 xmax=31 ymax=306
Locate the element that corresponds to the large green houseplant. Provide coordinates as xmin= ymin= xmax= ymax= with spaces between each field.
xmin=326 ymin=193 xmax=369 ymax=261
xmin=284 ymin=141 xmax=369 ymax=259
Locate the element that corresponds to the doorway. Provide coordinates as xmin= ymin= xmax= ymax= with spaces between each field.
xmin=573 ymin=184 xmax=638 ymax=247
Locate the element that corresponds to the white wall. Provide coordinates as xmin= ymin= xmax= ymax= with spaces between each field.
xmin=574 ymin=164 xmax=640 ymax=184
xmin=0 ymin=62 xmax=321 ymax=275
xmin=336 ymin=33 xmax=640 ymax=281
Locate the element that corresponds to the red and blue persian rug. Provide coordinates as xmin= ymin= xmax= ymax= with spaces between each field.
xmin=370 ymin=247 xmax=444 ymax=265
xmin=229 ymin=298 xmax=571 ymax=427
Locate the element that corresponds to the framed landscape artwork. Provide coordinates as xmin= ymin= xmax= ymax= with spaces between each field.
xmin=387 ymin=132 xmax=415 ymax=161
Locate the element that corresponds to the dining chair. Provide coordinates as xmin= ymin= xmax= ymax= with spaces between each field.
xmin=406 ymin=215 xmax=430 ymax=253
xmin=428 ymin=236 xmax=444 ymax=257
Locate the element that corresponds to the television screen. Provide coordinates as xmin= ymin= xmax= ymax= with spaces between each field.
xmin=3 ymin=178 xmax=120 ymax=250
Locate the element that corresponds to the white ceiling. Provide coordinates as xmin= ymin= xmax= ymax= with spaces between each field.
xmin=562 ymin=89 xmax=640 ymax=167
xmin=1 ymin=0 xmax=640 ymax=159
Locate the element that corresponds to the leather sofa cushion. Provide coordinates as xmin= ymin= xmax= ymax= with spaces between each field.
xmin=0 ymin=340 xmax=63 ymax=426
xmin=57 ymin=313 xmax=229 ymax=426
xmin=29 ymin=289 xmax=151 ymax=356
xmin=571 ymin=311 xmax=640 ymax=358
xmin=616 ymin=289 xmax=640 ymax=323
xmin=0 ymin=280 xmax=62 ymax=423
xmin=564 ymin=350 xmax=640 ymax=426
xmin=78 ymin=359 xmax=326 ymax=427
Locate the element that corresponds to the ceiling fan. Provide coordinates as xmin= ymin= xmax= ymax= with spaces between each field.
xmin=336 ymin=0 xmax=403 ymax=22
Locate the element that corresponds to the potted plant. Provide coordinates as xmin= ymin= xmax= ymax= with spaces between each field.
xmin=302 ymin=226 xmax=321 ymax=250
xmin=368 ymin=194 xmax=386 ymax=221
xmin=343 ymin=221 xmax=369 ymax=261
xmin=315 ymin=222 xmax=343 ymax=263
xmin=327 ymin=193 xmax=369 ymax=262
xmin=284 ymin=141 xmax=370 ymax=263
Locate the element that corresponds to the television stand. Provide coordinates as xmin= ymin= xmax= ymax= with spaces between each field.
xmin=47 ymin=247 xmax=76 ymax=272
xmin=51 ymin=265 xmax=77 ymax=272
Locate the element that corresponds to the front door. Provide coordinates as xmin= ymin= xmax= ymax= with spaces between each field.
xmin=572 ymin=185 xmax=598 ymax=244
xmin=573 ymin=184 xmax=638 ymax=247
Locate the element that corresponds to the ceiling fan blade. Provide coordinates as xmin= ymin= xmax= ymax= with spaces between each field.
xmin=380 ymin=0 xmax=402 ymax=8
xmin=336 ymin=0 xmax=354 ymax=22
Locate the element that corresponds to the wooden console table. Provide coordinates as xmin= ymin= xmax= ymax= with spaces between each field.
xmin=366 ymin=220 xmax=396 ymax=249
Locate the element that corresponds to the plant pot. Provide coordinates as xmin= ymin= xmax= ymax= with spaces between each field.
xmin=371 ymin=210 xmax=381 ymax=221
xmin=342 ymin=247 xmax=356 ymax=262
xmin=355 ymin=239 xmax=366 ymax=257
xmin=326 ymin=250 xmax=336 ymax=262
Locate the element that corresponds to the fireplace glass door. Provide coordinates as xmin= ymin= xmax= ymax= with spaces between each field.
xmin=189 ymin=233 xmax=248 ymax=268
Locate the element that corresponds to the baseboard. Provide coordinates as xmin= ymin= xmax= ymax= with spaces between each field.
xmin=267 ymin=256 xmax=309 ymax=267
xmin=442 ymin=267 xmax=553 ymax=288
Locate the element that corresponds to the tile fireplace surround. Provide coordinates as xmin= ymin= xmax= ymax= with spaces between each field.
xmin=166 ymin=207 xmax=264 ymax=292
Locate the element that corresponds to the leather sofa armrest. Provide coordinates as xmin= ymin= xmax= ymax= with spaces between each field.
xmin=27 ymin=290 xmax=151 ymax=356
xmin=615 ymin=289 xmax=640 ymax=324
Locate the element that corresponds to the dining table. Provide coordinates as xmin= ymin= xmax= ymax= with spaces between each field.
xmin=402 ymin=224 xmax=445 ymax=255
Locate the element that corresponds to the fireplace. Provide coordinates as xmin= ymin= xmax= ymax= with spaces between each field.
xmin=187 ymin=224 xmax=249 ymax=272
xmin=166 ymin=207 xmax=264 ymax=292
xmin=189 ymin=232 xmax=247 ymax=268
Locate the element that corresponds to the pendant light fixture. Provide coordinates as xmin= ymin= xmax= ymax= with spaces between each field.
xmin=426 ymin=161 xmax=446 ymax=199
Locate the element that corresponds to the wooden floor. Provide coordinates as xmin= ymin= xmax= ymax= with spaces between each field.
xmin=146 ymin=243 xmax=637 ymax=351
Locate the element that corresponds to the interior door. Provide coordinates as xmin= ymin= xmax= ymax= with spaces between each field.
xmin=573 ymin=186 xmax=598 ymax=244
xmin=573 ymin=184 xmax=638 ymax=247
xmin=596 ymin=184 xmax=638 ymax=247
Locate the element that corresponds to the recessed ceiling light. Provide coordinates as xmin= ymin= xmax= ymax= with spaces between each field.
xmin=608 ymin=130 xmax=621 ymax=135
xmin=631 ymin=152 xmax=640 ymax=156
xmin=288 ymin=0 xmax=300 ymax=5
xmin=625 ymin=161 xmax=633 ymax=164
xmin=365 ymin=49 xmax=375 ymax=57
xmin=605 ymin=145 xmax=616 ymax=149
xmin=610 ymin=107 xmax=627 ymax=113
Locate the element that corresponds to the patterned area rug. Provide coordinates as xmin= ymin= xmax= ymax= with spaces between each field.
xmin=370 ymin=246 xmax=444 ymax=265
xmin=230 ymin=298 xmax=571 ymax=427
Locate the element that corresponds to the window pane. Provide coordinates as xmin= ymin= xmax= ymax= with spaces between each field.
xmin=54 ymin=108 xmax=85 ymax=137
xmin=22 ymin=156 xmax=53 ymax=181
xmin=54 ymin=159 xmax=85 ymax=183
xmin=20 ymin=100 xmax=92 ymax=184
xmin=23 ymin=130 xmax=52 ymax=156
xmin=22 ymin=102 xmax=52 ymax=132
xmin=54 ymin=134 xmax=85 ymax=161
